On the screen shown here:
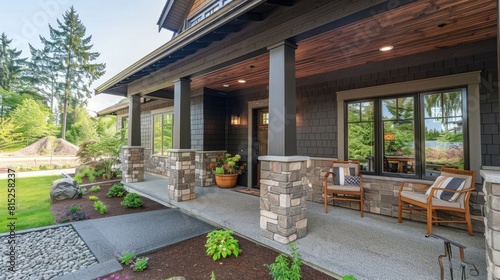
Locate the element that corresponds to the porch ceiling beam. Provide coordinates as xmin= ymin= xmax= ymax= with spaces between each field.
xmin=145 ymin=89 xmax=174 ymax=100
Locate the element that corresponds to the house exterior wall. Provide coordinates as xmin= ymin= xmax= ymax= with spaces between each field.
xmin=220 ymin=40 xmax=497 ymax=231
xmin=225 ymin=39 xmax=498 ymax=165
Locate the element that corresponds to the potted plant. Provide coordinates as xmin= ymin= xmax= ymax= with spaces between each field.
xmin=207 ymin=153 xmax=247 ymax=188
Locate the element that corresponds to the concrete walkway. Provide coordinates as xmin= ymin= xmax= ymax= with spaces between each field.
xmin=57 ymin=209 xmax=215 ymax=280
xmin=124 ymin=174 xmax=487 ymax=280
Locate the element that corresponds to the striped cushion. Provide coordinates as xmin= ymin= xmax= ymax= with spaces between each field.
xmin=425 ymin=176 xmax=466 ymax=202
xmin=333 ymin=167 xmax=356 ymax=185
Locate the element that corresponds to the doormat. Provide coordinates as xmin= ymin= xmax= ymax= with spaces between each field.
xmin=235 ymin=188 xmax=260 ymax=197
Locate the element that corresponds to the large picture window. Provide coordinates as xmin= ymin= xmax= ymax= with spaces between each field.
xmin=346 ymin=88 xmax=466 ymax=179
xmin=153 ymin=112 xmax=173 ymax=155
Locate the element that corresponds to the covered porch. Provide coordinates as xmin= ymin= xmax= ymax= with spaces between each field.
xmin=123 ymin=173 xmax=486 ymax=279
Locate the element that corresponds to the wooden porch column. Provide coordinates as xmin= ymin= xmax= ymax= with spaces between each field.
xmin=128 ymin=95 xmax=141 ymax=146
xmin=267 ymin=40 xmax=297 ymax=156
xmin=173 ymin=78 xmax=191 ymax=149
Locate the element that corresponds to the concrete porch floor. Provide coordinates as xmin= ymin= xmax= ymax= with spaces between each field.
xmin=123 ymin=173 xmax=486 ymax=280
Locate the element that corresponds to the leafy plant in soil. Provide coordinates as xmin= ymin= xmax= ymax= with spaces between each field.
xmin=89 ymin=185 xmax=101 ymax=193
xmin=117 ymin=250 xmax=136 ymax=265
xmin=107 ymin=183 xmax=127 ymax=197
xmin=131 ymin=257 xmax=149 ymax=272
xmin=205 ymin=229 xmax=241 ymax=261
xmin=265 ymin=242 xmax=302 ymax=280
xmin=58 ymin=204 xmax=90 ymax=223
xmin=121 ymin=193 xmax=143 ymax=208
xmin=89 ymin=195 xmax=99 ymax=201
xmin=94 ymin=200 xmax=107 ymax=214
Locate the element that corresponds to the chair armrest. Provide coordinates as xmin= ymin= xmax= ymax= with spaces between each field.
xmin=324 ymin=171 xmax=335 ymax=180
xmin=398 ymin=181 xmax=431 ymax=194
xmin=428 ymin=187 xmax=474 ymax=196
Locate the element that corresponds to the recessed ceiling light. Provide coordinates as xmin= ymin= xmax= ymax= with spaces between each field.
xmin=379 ymin=45 xmax=394 ymax=52
xmin=223 ymin=84 xmax=229 ymax=87
xmin=437 ymin=23 xmax=447 ymax=28
xmin=238 ymin=79 xmax=246 ymax=83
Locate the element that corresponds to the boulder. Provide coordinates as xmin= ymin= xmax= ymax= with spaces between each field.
xmin=50 ymin=175 xmax=82 ymax=201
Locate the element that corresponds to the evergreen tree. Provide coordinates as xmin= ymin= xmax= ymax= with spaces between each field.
xmin=39 ymin=6 xmax=105 ymax=139
xmin=27 ymin=44 xmax=63 ymax=124
xmin=0 ymin=33 xmax=26 ymax=91
xmin=0 ymin=33 xmax=28 ymax=120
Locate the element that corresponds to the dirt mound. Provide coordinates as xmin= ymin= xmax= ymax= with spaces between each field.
xmin=13 ymin=136 xmax=79 ymax=156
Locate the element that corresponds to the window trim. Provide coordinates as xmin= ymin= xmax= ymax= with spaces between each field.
xmin=337 ymin=71 xmax=481 ymax=181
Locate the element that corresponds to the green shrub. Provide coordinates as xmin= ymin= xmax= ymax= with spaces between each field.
xmin=74 ymin=173 xmax=84 ymax=184
xmin=59 ymin=204 xmax=90 ymax=223
xmin=81 ymin=187 xmax=87 ymax=195
xmin=117 ymin=250 xmax=136 ymax=265
xmin=265 ymin=242 xmax=302 ymax=280
xmin=89 ymin=195 xmax=99 ymax=201
xmin=89 ymin=185 xmax=100 ymax=193
xmin=132 ymin=256 xmax=149 ymax=272
xmin=205 ymin=229 xmax=241 ymax=261
xmin=93 ymin=200 xmax=107 ymax=214
xmin=107 ymin=184 xmax=126 ymax=197
xmin=121 ymin=193 xmax=143 ymax=208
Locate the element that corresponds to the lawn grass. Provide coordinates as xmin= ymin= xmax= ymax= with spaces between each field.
xmin=0 ymin=175 xmax=62 ymax=233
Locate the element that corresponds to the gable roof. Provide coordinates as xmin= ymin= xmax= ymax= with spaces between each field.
xmin=157 ymin=0 xmax=194 ymax=32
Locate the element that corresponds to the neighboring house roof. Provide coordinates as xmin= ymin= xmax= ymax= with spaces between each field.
xmin=96 ymin=98 xmax=129 ymax=116
xmin=157 ymin=0 xmax=194 ymax=32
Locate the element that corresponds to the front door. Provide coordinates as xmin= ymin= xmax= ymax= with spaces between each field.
xmin=253 ymin=108 xmax=268 ymax=188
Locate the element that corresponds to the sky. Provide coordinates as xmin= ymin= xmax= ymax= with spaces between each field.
xmin=0 ymin=0 xmax=173 ymax=114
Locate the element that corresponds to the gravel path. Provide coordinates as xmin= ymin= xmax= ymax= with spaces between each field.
xmin=0 ymin=225 xmax=98 ymax=280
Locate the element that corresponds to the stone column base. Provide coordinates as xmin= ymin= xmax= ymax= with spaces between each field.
xmin=259 ymin=156 xmax=308 ymax=244
xmin=481 ymin=169 xmax=500 ymax=279
xmin=168 ymin=149 xmax=196 ymax=202
xmin=121 ymin=146 xmax=144 ymax=183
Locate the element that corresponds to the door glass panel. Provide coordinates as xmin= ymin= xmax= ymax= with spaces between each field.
xmin=382 ymin=97 xmax=415 ymax=174
xmin=424 ymin=91 xmax=464 ymax=176
xmin=347 ymin=101 xmax=375 ymax=172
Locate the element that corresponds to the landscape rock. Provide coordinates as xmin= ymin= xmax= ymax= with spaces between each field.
xmin=50 ymin=177 xmax=82 ymax=201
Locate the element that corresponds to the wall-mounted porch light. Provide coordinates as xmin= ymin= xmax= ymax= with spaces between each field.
xmin=231 ymin=115 xmax=241 ymax=125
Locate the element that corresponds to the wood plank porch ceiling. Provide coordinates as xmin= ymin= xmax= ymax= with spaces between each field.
xmin=184 ymin=0 xmax=497 ymax=93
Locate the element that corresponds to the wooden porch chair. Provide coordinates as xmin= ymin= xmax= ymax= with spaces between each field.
xmin=324 ymin=160 xmax=364 ymax=217
xmin=398 ymin=168 xmax=476 ymax=235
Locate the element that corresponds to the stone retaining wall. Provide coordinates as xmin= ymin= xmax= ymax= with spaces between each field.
xmin=306 ymin=158 xmax=485 ymax=233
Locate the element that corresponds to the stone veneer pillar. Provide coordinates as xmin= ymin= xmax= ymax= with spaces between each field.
xmin=168 ymin=149 xmax=196 ymax=202
xmin=481 ymin=168 xmax=500 ymax=279
xmin=259 ymin=156 xmax=308 ymax=244
xmin=121 ymin=146 xmax=144 ymax=183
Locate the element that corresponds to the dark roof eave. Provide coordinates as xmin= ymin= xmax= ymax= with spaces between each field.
xmin=95 ymin=0 xmax=267 ymax=95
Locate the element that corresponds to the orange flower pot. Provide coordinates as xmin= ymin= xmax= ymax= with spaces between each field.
xmin=215 ymin=174 xmax=238 ymax=188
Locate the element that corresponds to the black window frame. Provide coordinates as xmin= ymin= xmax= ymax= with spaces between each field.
xmin=344 ymin=87 xmax=468 ymax=180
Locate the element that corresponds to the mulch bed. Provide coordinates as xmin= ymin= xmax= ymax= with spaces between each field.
xmin=108 ymin=234 xmax=337 ymax=280
xmin=50 ymin=176 xmax=337 ymax=280
xmin=50 ymin=179 xmax=167 ymax=223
